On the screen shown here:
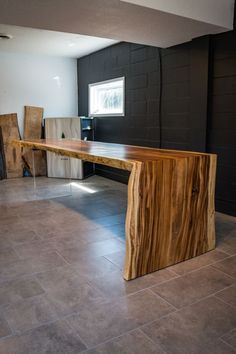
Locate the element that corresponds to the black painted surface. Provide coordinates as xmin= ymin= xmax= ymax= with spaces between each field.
xmin=207 ymin=29 xmax=236 ymax=215
xmin=0 ymin=127 xmax=6 ymax=180
xmin=78 ymin=31 xmax=236 ymax=216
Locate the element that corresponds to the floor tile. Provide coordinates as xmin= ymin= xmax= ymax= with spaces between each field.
xmin=104 ymin=250 xmax=125 ymax=270
xmin=142 ymin=296 xmax=236 ymax=354
xmin=13 ymin=239 xmax=57 ymax=259
xmin=151 ymin=266 xmax=235 ymax=308
xmin=28 ymin=251 xmax=68 ymax=273
xmin=215 ymin=284 xmax=236 ymax=308
xmin=45 ymin=282 xmax=105 ymax=317
xmin=88 ymin=213 xmax=126 ymax=228
xmin=0 ymin=277 xmax=45 ymax=308
xmin=221 ymin=328 xmax=236 ymax=350
xmin=36 ymin=265 xmax=86 ymax=290
xmin=0 ymin=319 xmax=86 ymax=354
xmin=72 ymin=256 xmax=120 ymax=281
xmin=169 ymin=249 xmax=229 ymax=276
xmin=0 ymin=259 xmax=35 ymax=282
xmin=7 ymin=229 xmax=40 ymax=245
xmin=3 ymin=294 xmax=59 ymax=333
xmin=73 ymin=227 xmax=122 ymax=245
xmin=212 ymin=255 xmax=236 ymax=278
xmin=59 ymin=239 xmax=125 ymax=264
xmin=84 ymin=329 xmax=164 ymax=354
xmin=0 ymin=314 xmax=11 ymax=338
xmin=0 ymin=247 xmax=20 ymax=265
xmin=67 ymin=289 xmax=175 ymax=348
xmin=0 ymin=176 xmax=236 ymax=354
xmin=89 ymin=269 xmax=176 ymax=300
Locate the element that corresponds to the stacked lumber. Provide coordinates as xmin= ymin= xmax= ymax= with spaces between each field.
xmin=0 ymin=113 xmax=22 ymax=178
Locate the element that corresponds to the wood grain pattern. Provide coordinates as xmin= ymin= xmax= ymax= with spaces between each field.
xmin=45 ymin=118 xmax=83 ymax=179
xmin=24 ymin=106 xmax=44 ymax=139
xmin=13 ymin=138 xmax=217 ymax=280
xmin=23 ymin=106 xmax=46 ymax=176
xmin=0 ymin=114 xmax=22 ymax=178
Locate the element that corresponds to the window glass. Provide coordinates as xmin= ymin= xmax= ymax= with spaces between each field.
xmin=89 ymin=77 xmax=125 ymax=117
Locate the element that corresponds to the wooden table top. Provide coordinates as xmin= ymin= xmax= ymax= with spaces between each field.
xmin=14 ymin=138 xmax=215 ymax=171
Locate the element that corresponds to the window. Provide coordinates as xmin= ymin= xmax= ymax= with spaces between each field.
xmin=89 ymin=77 xmax=125 ymax=117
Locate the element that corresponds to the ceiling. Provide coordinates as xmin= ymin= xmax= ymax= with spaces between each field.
xmin=0 ymin=24 xmax=118 ymax=58
xmin=0 ymin=0 xmax=234 ymax=56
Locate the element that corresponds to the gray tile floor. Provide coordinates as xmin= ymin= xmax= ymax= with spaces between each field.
xmin=0 ymin=176 xmax=235 ymax=354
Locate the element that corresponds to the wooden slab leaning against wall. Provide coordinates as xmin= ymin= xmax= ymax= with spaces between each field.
xmin=22 ymin=106 xmax=46 ymax=176
xmin=0 ymin=113 xmax=22 ymax=178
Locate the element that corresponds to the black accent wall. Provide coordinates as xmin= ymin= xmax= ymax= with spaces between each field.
xmin=78 ymin=30 xmax=236 ymax=217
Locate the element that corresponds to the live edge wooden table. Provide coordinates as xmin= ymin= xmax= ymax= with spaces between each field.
xmin=14 ymin=139 xmax=217 ymax=281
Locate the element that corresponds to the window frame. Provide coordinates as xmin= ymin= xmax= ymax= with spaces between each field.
xmin=88 ymin=76 xmax=125 ymax=117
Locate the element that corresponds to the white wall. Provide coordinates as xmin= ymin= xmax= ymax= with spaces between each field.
xmin=0 ymin=51 xmax=78 ymax=137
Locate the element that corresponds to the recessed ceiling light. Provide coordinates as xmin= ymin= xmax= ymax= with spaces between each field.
xmin=0 ymin=34 xmax=13 ymax=40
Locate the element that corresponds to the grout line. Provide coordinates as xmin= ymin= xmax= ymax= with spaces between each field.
xmin=213 ymin=293 xmax=236 ymax=310
xmin=213 ymin=283 xmax=236 ymax=297
xmin=138 ymin=328 xmax=167 ymax=354
xmin=219 ymin=338 xmax=236 ymax=352
xmin=209 ymin=264 xmax=236 ymax=280
xmin=148 ymin=288 xmax=178 ymax=311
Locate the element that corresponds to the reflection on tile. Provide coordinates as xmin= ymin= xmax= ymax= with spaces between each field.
xmin=59 ymin=239 xmax=125 ymax=264
xmin=104 ymin=250 xmax=125 ymax=270
xmin=72 ymin=256 xmax=119 ymax=281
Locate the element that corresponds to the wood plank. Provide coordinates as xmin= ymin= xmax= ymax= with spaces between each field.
xmin=23 ymin=106 xmax=46 ymax=176
xmin=13 ymin=138 xmax=217 ymax=280
xmin=24 ymin=106 xmax=44 ymax=139
xmin=124 ymin=155 xmax=216 ymax=279
xmin=0 ymin=114 xmax=22 ymax=178
xmin=45 ymin=118 xmax=83 ymax=179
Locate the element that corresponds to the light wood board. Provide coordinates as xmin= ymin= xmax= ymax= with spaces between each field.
xmin=45 ymin=118 xmax=83 ymax=179
xmin=0 ymin=114 xmax=22 ymax=178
